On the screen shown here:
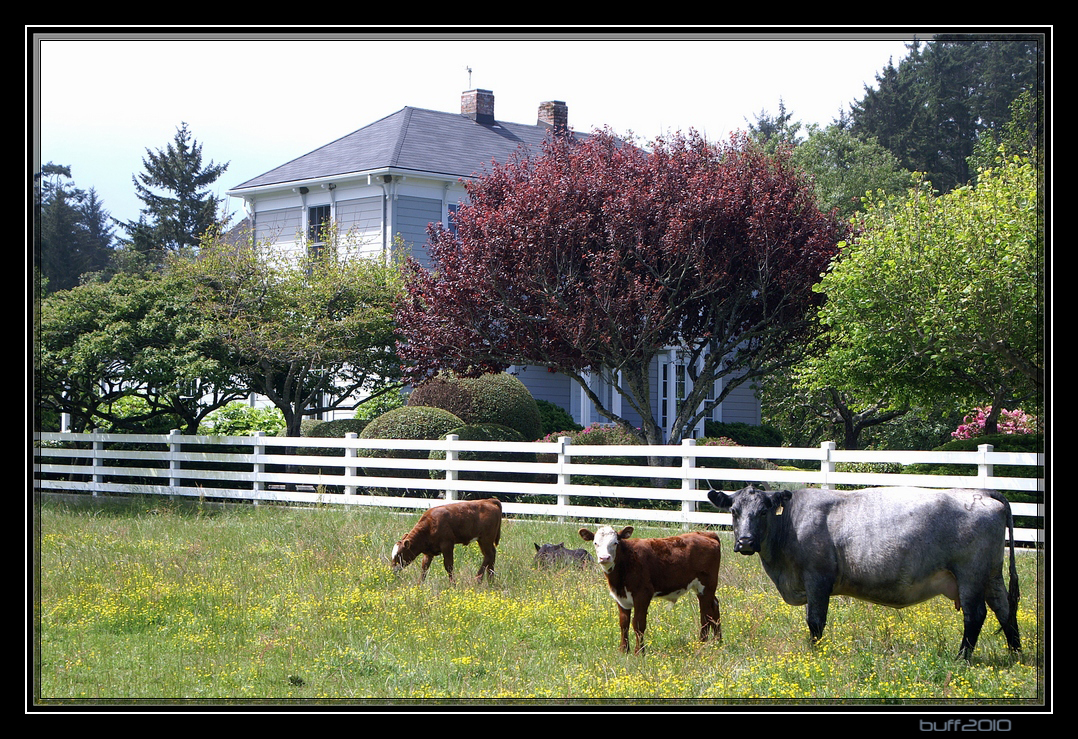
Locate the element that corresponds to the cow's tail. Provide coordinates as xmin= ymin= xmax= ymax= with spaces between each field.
xmin=988 ymin=489 xmax=1021 ymax=646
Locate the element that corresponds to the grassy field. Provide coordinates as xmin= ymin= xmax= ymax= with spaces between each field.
xmin=33 ymin=495 xmax=1045 ymax=706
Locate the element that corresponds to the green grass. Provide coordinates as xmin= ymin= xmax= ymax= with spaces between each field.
xmin=33 ymin=496 xmax=1045 ymax=706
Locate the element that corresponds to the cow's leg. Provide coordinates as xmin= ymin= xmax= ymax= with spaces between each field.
xmin=419 ymin=554 xmax=434 ymax=583
xmin=958 ymin=588 xmax=988 ymax=660
xmin=985 ymin=571 xmax=1022 ymax=653
xmin=698 ymin=591 xmax=722 ymax=643
xmin=441 ymin=546 xmax=455 ymax=582
xmin=617 ymin=606 xmax=632 ymax=653
xmin=476 ymin=538 xmax=496 ymax=582
xmin=803 ymin=573 xmax=834 ymax=643
xmin=631 ymin=596 xmax=652 ymax=654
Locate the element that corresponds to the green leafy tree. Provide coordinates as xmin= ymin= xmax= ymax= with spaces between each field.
xmin=174 ymin=227 xmax=403 ymax=437
xmin=807 ymin=154 xmax=1043 ymax=433
xmin=761 ymin=362 xmax=910 ymax=450
xmin=968 ymin=89 xmax=1044 ymax=179
xmin=790 ymin=124 xmax=912 ymax=221
xmin=35 ymin=271 xmax=246 ymax=433
xmin=119 ymin=122 xmax=228 ymax=268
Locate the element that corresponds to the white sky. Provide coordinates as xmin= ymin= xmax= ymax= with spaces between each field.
xmin=33 ymin=29 xmax=923 ymax=228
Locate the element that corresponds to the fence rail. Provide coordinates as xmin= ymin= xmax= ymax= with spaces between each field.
xmin=33 ymin=430 xmax=1044 ymax=543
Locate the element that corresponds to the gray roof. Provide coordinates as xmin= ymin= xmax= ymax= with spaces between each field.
xmin=230 ymin=106 xmax=569 ymax=192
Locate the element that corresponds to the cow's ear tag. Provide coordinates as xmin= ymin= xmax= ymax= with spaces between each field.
xmin=774 ymin=505 xmax=784 ymax=516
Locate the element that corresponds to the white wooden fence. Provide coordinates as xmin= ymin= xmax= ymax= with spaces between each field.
xmin=33 ymin=430 xmax=1044 ymax=543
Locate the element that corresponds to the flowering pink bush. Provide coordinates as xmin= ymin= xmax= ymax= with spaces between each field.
xmin=541 ymin=422 xmax=641 ymax=445
xmin=952 ymin=406 xmax=1039 ymax=440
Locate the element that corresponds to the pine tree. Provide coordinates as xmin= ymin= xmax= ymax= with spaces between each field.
xmin=848 ymin=36 xmax=1042 ymax=194
xmin=36 ymin=163 xmax=115 ymax=293
xmin=120 ymin=122 xmax=228 ymax=266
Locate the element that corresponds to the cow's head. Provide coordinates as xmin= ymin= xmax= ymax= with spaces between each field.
xmin=707 ymin=485 xmax=792 ymax=555
xmin=390 ymin=536 xmax=418 ymax=572
xmin=579 ymin=525 xmax=633 ymax=571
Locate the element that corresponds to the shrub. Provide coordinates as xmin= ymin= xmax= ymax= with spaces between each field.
xmin=697 ymin=436 xmax=781 ymax=491
xmin=357 ymin=406 xmax=465 ymax=487
xmin=198 ymin=402 xmax=285 ymax=436
xmin=703 ymin=421 xmax=783 ymax=447
xmin=541 ymin=422 xmax=642 ymax=448
xmin=535 ymin=398 xmax=582 ymax=436
xmin=353 ymin=389 xmax=406 ymax=421
xmin=308 ymin=419 xmax=370 ymax=438
xmin=952 ymin=406 xmax=1039 ymax=440
xmin=274 ymin=419 xmax=325 ymax=437
xmin=427 ymin=423 xmax=537 ymax=498
xmin=407 ymin=372 xmax=543 ymax=441
xmin=96 ymin=395 xmax=183 ymax=435
xmin=538 ymin=423 xmax=655 ymax=498
xmin=903 ymin=433 xmax=1044 ymax=504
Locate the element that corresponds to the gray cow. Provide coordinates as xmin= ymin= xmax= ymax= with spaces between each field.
xmin=707 ymin=485 xmax=1021 ymax=660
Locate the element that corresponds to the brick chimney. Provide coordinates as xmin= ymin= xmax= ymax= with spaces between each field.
xmin=461 ymin=89 xmax=495 ymax=124
xmin=538 ymin=100 xmax=568 ymax=131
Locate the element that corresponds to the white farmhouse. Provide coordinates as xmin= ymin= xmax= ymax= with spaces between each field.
xmin=227 ymin=89 xmax=761 ymax=439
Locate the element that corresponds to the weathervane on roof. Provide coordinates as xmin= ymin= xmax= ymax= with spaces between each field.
xmin=467 ymin=66 xmax=472 ymax=89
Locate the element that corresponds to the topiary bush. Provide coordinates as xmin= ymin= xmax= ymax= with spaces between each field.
xmin=407 ymin=372 xmax=543 ymax=441
xmin=536 ymin=399 xmax=582 ymax=436
xmin=427 ymin=423 xmax=537 ymax=499
xmin=275 ymin=418 xmax=325 ymax=437
xmin=357 ymin=406 xmax=465 ymax=490
xmin=309 ymin=419 xmax=370 ymax=438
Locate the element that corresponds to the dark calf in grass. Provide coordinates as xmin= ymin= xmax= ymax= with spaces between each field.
xmin=391 ymin=498 xmax=502 ymax=582
xmin=533 ymin=542 xmax=593 ymax=569
xmin=579 ymin=525 xmax=722 ymax=654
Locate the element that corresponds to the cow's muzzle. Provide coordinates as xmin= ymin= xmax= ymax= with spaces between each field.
xmin=733 ymin=538 xmax=758 ymax=555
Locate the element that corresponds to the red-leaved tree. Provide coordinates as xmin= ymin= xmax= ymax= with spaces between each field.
xmin=396 ymin=129 xmax=846 ymax=445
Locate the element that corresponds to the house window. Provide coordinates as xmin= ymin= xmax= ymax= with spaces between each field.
xmin=447 ymin=203 xmax=460 ymax=235
xmin=308 ymin=204 xmax=331 ymax=243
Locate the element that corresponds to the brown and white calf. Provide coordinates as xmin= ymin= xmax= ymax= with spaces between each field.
xmin=391 ymin=498 xmax=502 ymax=582
xmin=579 ymin=525 xmax=723 ymax=654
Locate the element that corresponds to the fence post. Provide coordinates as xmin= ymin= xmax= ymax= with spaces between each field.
xmin=91 ymin=428 xmax=103 ymax=497
xmin=820 ymin=441 xmax=836 ymax=490
xmin=681 ymin=438 xmax=697 ymax=529
xmin=168 ymin=428 xmax=182 ymax=501
xmin=977 ymin=443 xmax=994 ymax=489
xmin=344 ymin=433 xmax=359 ymax=495
xmin=445 ymin=434 xmax=459 ymax=502
xmin=251 ymin=431 xmax=265 ymax=504
xmin=557 ymin=436 xmax=572 ymax=513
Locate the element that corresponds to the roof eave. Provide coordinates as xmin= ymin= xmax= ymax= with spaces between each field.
xmin=226 ymin=166 xmax=471 ymax=200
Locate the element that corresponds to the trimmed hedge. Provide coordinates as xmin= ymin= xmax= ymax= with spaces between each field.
xmin=357 ymin=406 xmax=466 ymax=486
xmin=308 ymin=419 xmax=370 ymax=438
xmin=536 ymin=398 xmax=582 ymax=436
xmin=407 ymin=372 xmax=543 ymax=441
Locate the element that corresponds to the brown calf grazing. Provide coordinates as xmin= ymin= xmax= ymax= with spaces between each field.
xmin=533 ymin=542 xmax=593 ymax=569
xmin=391 ymin=498 xmax=502 ymax=582
xmin=579 ymin=525 xmax=722 ymax=654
